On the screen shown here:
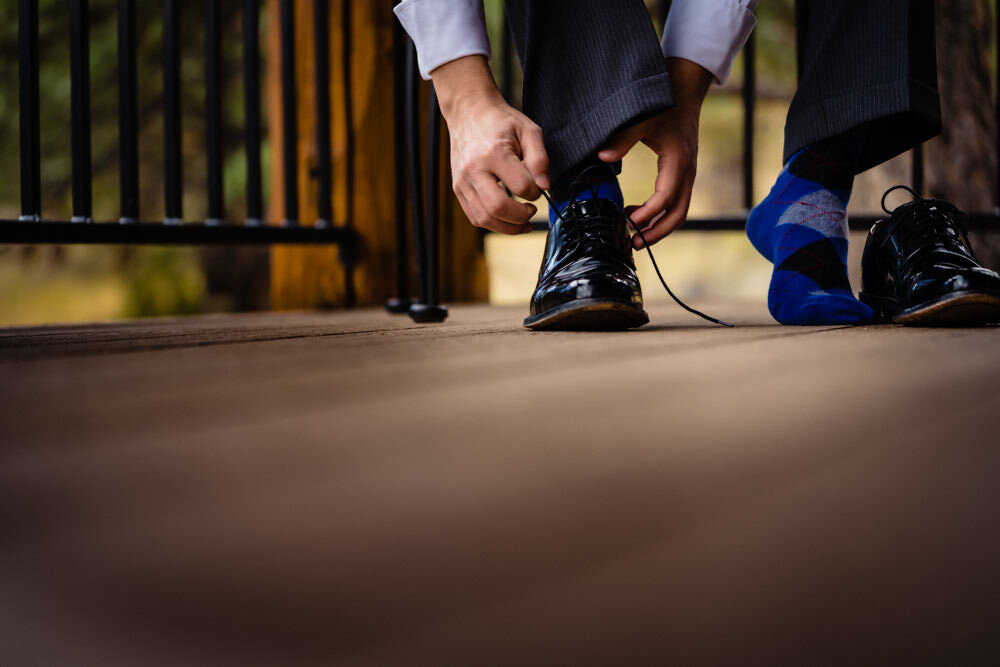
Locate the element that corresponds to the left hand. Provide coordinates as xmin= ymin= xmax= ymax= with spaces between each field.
xmin=597 ymin=58 xmax=713 ymax=249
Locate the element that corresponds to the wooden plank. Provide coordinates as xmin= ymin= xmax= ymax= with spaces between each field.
xmin=1 ymin=305 xmax=999 ymax=664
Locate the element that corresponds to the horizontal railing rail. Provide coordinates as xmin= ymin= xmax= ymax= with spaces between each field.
xmin=4 ymin=0 xmax=359 ymax=300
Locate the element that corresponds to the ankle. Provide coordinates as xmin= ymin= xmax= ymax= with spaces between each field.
xmin=787 ymin=135 xmax=859 ymax=193
xmin=548 ymin=161 xmax=623 ymax=225
xmin=551 ymin=160 xmax=621 ymax=202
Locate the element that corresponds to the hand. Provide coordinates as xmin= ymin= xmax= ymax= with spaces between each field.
xmin=432 ymin=56 xmax=550 ymax=234
xmin=597 ymin=58 xmax=712 ymax=249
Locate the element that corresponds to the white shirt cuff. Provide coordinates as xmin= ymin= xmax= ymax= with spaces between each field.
xmin=394 ymin=0 xmax=491 ymax=80
xmin=661 ymin=0 xmax=758 ymax=85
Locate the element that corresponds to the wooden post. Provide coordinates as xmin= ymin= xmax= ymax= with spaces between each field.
xmin=267 ymin=0 xmax=488 ymax=309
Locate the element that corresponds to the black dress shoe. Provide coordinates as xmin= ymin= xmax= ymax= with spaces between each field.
xmin=860 ymin=187 xmax=1000 ymax=325
xmin=524 ymin=198 xmax=648 ymax=330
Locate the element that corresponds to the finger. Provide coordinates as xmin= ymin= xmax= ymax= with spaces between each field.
xmin=518 ymin=124 xmax=550 ymax=190
xmin=457 ymin=184 xmax=532 ymax=235
xmin=630 ymin=174 xmax=695 ymax=249
xmin=494 ymin=156 xmax=541 ymax=201
xmin=629 ymin=153 xmax=684 ymax=225
xmin=470 ymin=174 xmax=538 ymax=224
xmin=598 ymin=124 xmax=645 ymax=163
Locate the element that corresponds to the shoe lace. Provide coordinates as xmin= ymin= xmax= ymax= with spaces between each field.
xmin=560 ymin=202 xmax=623 ymax=253
xmin=880 ymin=185 xmax=972 ymax=282
xmin=542 ymin=164 xmax=733 ymax=328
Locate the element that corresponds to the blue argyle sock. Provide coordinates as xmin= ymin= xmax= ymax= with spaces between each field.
xmin=746 ymin=141 xmax=874 ymax=325
xmin=548 ymin=173 xmax=623 ymax=225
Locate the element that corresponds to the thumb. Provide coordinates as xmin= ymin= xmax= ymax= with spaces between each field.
xmin=598 ymin=125 xmax=644 ymax=162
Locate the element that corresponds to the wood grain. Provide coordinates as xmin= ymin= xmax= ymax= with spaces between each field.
xmin=1 ymin=303 xmax=998 ymax=664
xmin=266 ymin=0 xmax=487 ymax=310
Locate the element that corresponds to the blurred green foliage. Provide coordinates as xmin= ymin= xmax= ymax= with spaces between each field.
xmin=121 ymin=247 xmax=206 ymax=318
xmin=0 ymin=0 xmax=271 ymax=321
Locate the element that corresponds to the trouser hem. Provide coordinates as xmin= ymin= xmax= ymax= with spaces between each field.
xmin=784 ymin=78 xmax=942 ymax=172
xmin=543 ymin=72 xmax=675 ymax=183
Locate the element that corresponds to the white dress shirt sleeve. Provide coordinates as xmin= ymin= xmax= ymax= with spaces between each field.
xmin=394 ymin=0 xmax=757 ymax=86
xmin=394 ymin=0 xmax=491 ymax=80
xmin=661 ymin=0 xmax=758 ymax=85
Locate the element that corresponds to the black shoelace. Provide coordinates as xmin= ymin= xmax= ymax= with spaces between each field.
xmin=540 ymin=168 xmax=733 ymax=328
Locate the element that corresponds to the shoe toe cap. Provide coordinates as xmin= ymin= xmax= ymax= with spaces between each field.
xmin=531 ymin=273 xmax=642 ymax=315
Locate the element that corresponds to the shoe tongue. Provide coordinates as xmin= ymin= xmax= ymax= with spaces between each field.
xmin=570 ymin=197 xmax=622 ymax=219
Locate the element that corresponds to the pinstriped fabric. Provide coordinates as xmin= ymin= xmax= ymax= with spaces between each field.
xmin=785 ymin=0 xmax=941 ymax=171
xmin=504 ymin=0 xmax=674 ymax=182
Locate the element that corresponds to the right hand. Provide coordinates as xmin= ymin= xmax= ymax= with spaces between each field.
xmin=432 ymin=56 xmax=550 ymax=234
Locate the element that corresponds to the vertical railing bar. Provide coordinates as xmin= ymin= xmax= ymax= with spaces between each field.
xmin=341 ymin=0 xmax=357 ymax=307
xmin=313 ymin=0 xmax=332 ymax=228
xmin=280 ymin=0 xmax=299 ymax=226
xmin=406 ymin=41 xmax=428 ymax=305
xmin=742 ymin=31 xmax=756 ymax=210
xmin=389 ymin=2 xmax=411 ymax=310
xmin=205 ymin=0 xmax=224 ymax=225
xmin=658 ymin=0 xmax=672 ymax=33
xmin=995 ymin=0 xmax=1000 ymax=214
xmin=18 ymin=0 xmax=41 ymax=221
xmin=426 ymin=87 xmax=441 ymax=305
xmin=70 ymin=0 xmax=93 ymax=223
xmin=243 ymin=0 xmax=263 ymax=226
xmin=117 ymin=0 xmax=139 ymax=223
xmin=795 ymin=0 xmax=807 ymax=84
xmin=500 ymin=6 xmax=514 ymax=104
xmin=911 ymin=144 xmax=925 ymax=197
xmin=163 ymin=0 xmax=182 ymax=224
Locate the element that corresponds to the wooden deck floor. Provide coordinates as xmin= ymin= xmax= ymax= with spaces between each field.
xmin=2 ymin=302 xmax=999 ymax=664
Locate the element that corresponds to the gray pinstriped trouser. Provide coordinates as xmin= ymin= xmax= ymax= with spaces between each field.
xmin=504 ymin=0 xmax=941 ymax=182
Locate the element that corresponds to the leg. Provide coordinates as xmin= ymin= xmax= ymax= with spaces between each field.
xmin=504 ymin=0 xmax=674 ymax=186
xmin=505 ymin=0 xmax=668 ymax=330
xmin=748 ymin=0 xmax=941 ymax=325
xmin=786 ymin=0 xmax=941 ymax=169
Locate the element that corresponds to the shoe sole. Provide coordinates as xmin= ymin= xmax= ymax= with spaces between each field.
xmin=863 ymin=290 xmax=1000 ymax=326
xmin=523 ymin=298 xmax=649 ymax=331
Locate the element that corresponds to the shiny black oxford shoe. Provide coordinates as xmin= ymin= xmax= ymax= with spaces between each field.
xmin=523 ymin=198 xmax=648 ymax=330
xmin=860 ymin=187 xmax=1000 ymax=325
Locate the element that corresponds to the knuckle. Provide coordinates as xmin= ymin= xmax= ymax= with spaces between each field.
xmin=507 ymin=175 xmax=531 ymax=195
xmin=527 ymin=152 xmax=548 ymax=168
xmin=486 ymin=143 xmax=506 ymax=160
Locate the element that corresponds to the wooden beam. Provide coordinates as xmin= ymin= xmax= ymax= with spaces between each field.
xmin=267 ymin=0 xmax=487 ymax=309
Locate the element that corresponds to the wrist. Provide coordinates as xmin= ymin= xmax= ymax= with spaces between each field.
xmin=666 ymin=57 xmax=712 ymax=114
xmin=430 ymin=55 xmax=505 ymax=123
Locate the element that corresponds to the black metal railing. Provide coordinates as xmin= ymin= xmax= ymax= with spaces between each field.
xmin=5 ymin=1 xmax=999 ymax=324
xmin=4 ymin=0 xmax=358 ymax=301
